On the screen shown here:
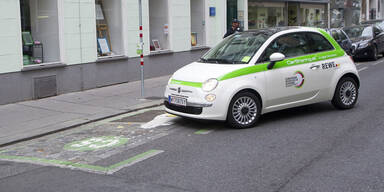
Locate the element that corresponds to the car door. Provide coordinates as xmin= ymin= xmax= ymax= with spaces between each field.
xmin=373 ymin=26 xmax=384 ymax=52
xmin=260 ymin=32 xmax=336 ymax=111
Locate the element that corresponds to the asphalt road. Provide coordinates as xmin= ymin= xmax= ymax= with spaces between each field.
xmin=0 ymin=58 xmax=384 ymax=192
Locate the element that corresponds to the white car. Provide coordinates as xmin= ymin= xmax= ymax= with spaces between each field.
xmin=164 ymin=27 xmax=360 ymax=128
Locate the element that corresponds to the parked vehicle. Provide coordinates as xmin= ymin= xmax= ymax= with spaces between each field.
xmin=164 ymin=27 xmax=360 ymax=128
xmin=326 ymin=28 xmax=354 ymax=56
xmin=343 ymin=24 xmax=384 ymax=60
xmin=361 ymin=19 xmax=384 ymax=30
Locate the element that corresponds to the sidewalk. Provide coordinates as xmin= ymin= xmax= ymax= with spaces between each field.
xmin=0 ymin=75 xmax=170 ymax=147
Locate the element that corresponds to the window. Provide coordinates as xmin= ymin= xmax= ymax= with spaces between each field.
xmin=339 ymin=31 xmax=348 ymax=41
xmin=248 ymin=2 xmax=286 ymax=29
xmin=259 ymin=32 xmax=333 ymax=62
xmin=259 ymin=33 xmax=310 ymax=62
xmin=149 ymin=0 xmax=170 ymax=52
xmin=305 ymin=33 xmax=334 ymax=52
xmin=201 ymin=33 xmax=268 ymax=64
xmin=95 ymin=0 xmax=124 ymax=57
xmin=20 ymin=0 xmax=60 ymax=66
xmin=190 ymin=0 xmax=205 ymax=47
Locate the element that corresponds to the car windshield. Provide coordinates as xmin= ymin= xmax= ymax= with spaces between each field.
xmin=200 ymin=32 xmax=268 ymax=64
xmin=344 ymin=26 xmax=373 ymax=39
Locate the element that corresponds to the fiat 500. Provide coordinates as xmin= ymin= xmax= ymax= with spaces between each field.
xmin=164 ymin=27 xmax=360 ymax=128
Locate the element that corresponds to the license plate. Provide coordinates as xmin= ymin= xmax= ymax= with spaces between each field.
xmin=168 ymin=96 xmax=187 ymax=106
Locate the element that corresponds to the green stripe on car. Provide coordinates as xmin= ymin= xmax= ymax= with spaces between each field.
xmin=170 ymin=79 xmax=203 ymax=88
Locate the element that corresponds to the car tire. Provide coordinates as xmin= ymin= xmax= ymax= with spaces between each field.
xmin=332 ymin=77 xmax=359 ymax=110
xmin=227 ymin=91 xmax=261 ymax=129
xmin=371 ymin=46 xmax=378 ymax=61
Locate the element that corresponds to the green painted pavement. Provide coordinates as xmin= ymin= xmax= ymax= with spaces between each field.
xmin=0 ymin=149 xmax=163 ymax=174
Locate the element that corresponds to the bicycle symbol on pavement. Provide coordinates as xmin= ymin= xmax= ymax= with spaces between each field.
xmin=64 ymin=136 xmax=128 ymax=151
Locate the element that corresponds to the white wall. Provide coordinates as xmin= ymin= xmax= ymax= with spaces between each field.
xmin=101 ymin=0 xmax=124 ymax=55
xmin=30 ymin=0 xmax=60 ymax=63
xmin=205 ymin=0 xmax=226 ymax=47
xmin=191 ymin=0 xmax=205 ymax=46
xmin=0 ymin=0 xmax=23 ymax=74
xmin=149 ymin=0 xmax=169 ymax=50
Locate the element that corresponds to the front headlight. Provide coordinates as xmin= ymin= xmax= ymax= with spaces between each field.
xmin=358 ymin=40 xmax=370 ymax=49
xmin=202 ymin=78 xmax=219 ymax=92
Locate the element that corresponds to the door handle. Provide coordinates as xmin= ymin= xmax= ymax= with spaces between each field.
xmin=310 ymin=65 xmax=320 ymax=70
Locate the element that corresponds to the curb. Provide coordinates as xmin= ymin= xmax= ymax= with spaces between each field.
xmin=0 ymin=100 xmax=164 ymax=148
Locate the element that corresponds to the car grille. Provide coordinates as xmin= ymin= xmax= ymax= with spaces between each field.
xmin=164 ymin=101 xmax=202 ymax=115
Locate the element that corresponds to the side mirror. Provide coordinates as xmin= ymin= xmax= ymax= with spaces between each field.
xmin=267 ymin=52 xmax=285 ymax=70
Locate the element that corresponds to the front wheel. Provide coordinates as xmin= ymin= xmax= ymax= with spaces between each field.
xmin=371 ymin=46 xmax=378 ymax=61
xmin=227 ymin=92 xmax=261 ymax=129
xmin=332 ymin=77 xmax=359 ymax=109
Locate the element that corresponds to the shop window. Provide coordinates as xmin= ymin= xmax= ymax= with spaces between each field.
xmin=149 ymin=0 xmax=170 ymax=52
xmin=95 ymin=0 xmax=124 ymax=57
xmin=300 ymin=4 xmax=326 ymax=28
xmin=20 ymin=0 xmax=60 ymax=66
xmin=248 ymin=2 xmax=286 ymax=29
xmin=190 ymin=0 xmax=205 ymax=47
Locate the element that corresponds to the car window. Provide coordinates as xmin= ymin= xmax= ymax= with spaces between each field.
xmin=331 ymin=30 xmax=340 ymax=41
xmin=339 ymin=31 xmax=348 ymax=41
xmin=373 ymin=26 xmax=382 ymax=35
xmin=305 ymin=33 xmax=334 ymax=52
xmin=200 ymin=32 xmax=268 ymax=64
xmin=259 ymin=33 xmax=311 ymax=62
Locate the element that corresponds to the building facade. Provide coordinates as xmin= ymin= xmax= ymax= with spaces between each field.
xmin=0 ymin=0 xmax=228 ymax=105
xmin=0 ymin=0 xmax=383 ymax=105
xmin=228 ymin=0 xmax=384 ymax=30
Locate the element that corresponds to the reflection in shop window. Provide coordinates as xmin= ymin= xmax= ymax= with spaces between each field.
xmin=300 ymin=4 xmax=326 ymax=28
xmin=149 ymin=0 xmax=170 ymax=52
xmin=191 ymin=0 xmax=206 ymax=47
xmin=330 ymin=0 xmax=361 ymax=28
xmin=248 ymin=2 xmax=286 ymax=29
xmin=20 ymin=0 xmax=60 ymax=66
xmin=95 ymin=0 xmax=124 ymax=57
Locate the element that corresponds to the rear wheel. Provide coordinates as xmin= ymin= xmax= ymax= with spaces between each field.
xmin=227 ymin=92 xmax=261 ymax=129
xmin=332 ymin=77 xmax=358 ymax=109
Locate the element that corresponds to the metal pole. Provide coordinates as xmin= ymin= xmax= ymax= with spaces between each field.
xmin=139 ymin=0 xmax=144 ymax=98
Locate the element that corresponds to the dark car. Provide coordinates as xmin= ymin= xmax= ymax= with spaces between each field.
xmin=361 ymin=19 xmax=384 ymax=30
xmin=343 ymin=25 xmax=384 ymax=60
xmin=326 ymin=28 xmax=354 ymax=56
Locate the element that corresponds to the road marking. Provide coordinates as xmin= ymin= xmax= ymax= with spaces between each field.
xmin=194 ymin=129 xmax=213 ymax=135
xmin=117 ymin=125 xmax=124 ymax=129
xmin=355 ymin=63 xmax=362 ymax=66
xmin=372 ymin=61 xmax=382 ymax=66
xmin=358 ymin=67 xmax=368 ymax=72
xmin=63 ymin=136 xmax=128 ymax=151
xmin=140 ymin=114 xmax=179 ymax=129
xmin=0 ymin=149 xmax=163 ymax=175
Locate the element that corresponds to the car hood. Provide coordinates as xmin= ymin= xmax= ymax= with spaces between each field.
xmin=171 ymin=62 xmax=248 ymax=83
xmin=350 ymin=36 xmax=372 ymax=43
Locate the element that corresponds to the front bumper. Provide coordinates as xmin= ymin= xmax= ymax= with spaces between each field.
xmin=163 ymin=84 xmax=228 ymax=121
xmin=353 ymin=45 xmax=374 ymax=59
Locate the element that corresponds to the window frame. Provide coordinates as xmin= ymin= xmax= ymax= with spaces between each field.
xmin=256 ymin=31 xmax=335 ymax=64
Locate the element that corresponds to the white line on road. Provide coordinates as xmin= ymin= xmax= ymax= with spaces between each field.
xmin=372 ymin=61 xmax=382 ymax=66
xmin=358 ymin=67 xmax=368 ymax=72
